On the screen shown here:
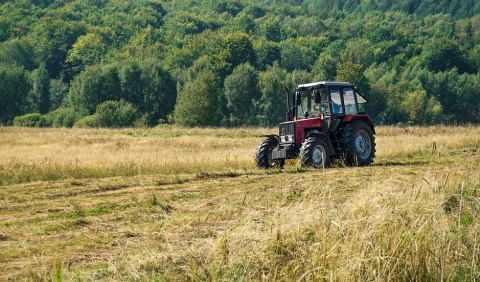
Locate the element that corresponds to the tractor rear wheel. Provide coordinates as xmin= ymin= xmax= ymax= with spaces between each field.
xmin=255 ymin=138 xmax=283 ymax=169
xmin=299 ymin=138 xmax=330 ymax=168
xmin=342 ymin=120 xmax=375 ymax=166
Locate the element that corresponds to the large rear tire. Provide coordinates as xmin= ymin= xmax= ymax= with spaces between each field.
xmin=255 ymin=138 xmax=283 ymax=169
xmin=342 ymin=120 xmax=375 ymax=166
xmin=299 ymin=138 xmax=330 ymax=168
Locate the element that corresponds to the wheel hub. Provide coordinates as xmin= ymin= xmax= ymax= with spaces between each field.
xmin=355 ymin=130 xmax=371 ymax=159
xmin=312 ymin=146 xmax=326 ymax=167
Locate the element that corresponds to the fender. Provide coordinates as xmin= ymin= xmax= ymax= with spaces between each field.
xmin=304 ymin=132 xmax=335 ymax=155
xmin=343 ymin=114 xmax=376 ymax=134
xmin=260 ymin=134 xmax=279 ymax=145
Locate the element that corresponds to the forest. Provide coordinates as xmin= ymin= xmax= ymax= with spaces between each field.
xmin=1 ymin=0 xmax=480 ymax=127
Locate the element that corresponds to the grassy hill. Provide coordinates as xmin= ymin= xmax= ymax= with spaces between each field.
xmin=1 ymin=125 xmax=479 ymax=280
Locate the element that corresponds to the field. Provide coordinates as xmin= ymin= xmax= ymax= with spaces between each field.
xmin=1 ymin=125 xmax=479 ymax=281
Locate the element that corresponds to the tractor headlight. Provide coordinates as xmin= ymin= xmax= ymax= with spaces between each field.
xmin=280 ymin=135 xmax=294 ymax=143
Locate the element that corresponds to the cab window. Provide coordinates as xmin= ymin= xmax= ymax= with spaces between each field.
xmin=330 ymin=90 xmax=343 ymax=115
xmin=343 ymin=88 xmax=358 ymax=115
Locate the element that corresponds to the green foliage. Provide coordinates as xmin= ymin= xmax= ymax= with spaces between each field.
xmin=47 ymin=107 xmax=80 ymax=128
xmin=421 ymin=38 xmax=473 ymax=73
xmin=174 ymin=70 xmax=221 ymax=127
xmin=94 ymin=99 xmax=138 ymax=128
xmin=312 ymin=54 xmax=337 ymax=81
xmin=29 ymin=63 xmax=51 ymax=114
xmin=13 ymin=113 xmax=49 ymax=127
xmin=402 ymin=90 xmax=444 ymax=125
xmin=279 ymin=38 xmax=317 ymax=72
xmin=254 ymin=40 xmax=280 ymax=71
xmin=257 ymin=63 xmax=289 ymax=127
xmin=73 ymin=115 xmax=98 ymax=128
xmin=2 ymin=0 xmax=480 ymax=127
xmin=31 ymin=16 xmax=87 ymax=78
xmin=224 ymin=63 xmax=260 ymax=126
xmin=67 ymin=33 xmax=107 ymax=73
xmin=221 ymin=32 xmax=256 ymax=77
xmin=0 ymin=65 xmax=30 ymax=124
xmin=49 ymin=77 xmax=70 ymax=110
xmin=68 ymin=64 xmax=122 ymax=115
xmin=335 ymin=61 xmax=370 ymax=94
xmin=260 ymin=16 xmax=282 ymax=42
xmin=0 ymin=38 xmax=35 ymax=70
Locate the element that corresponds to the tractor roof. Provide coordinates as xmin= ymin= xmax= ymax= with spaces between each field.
xmin=296 ymin=81 xmax=369 ymax=103
xmin=296 ymin=81 xmax=354 ymax=91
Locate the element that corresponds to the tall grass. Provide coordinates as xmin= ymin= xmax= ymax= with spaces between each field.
xmin=0 ymin=126 xmax=269 ymax=185
xmin=1 ymin=125 xmax=479 ymax=185
xmin=0 ymin=125 xmax=479 ymax=281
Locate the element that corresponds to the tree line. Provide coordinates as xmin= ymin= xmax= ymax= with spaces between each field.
xmin=1 ymin=0 xmax=480 ymax=127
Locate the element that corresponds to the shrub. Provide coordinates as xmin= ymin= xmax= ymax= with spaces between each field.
xmin=47 ymin=107 xmax=80 ymax=127
xmin=13 ymin=113 xmax=49 ymax=127
xmin=95 ymin=99 xmax=138 ymax=128
xmin=73 ymin=115 xmax=98 ymax=128
xmin=73 ymin=100 xmax=138 ymax=128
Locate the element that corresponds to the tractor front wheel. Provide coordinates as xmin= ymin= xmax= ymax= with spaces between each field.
xmin=255 ymin=138 xmax=283 ymax=169
xmin=299 ymin=138 xmax=330 ymax=168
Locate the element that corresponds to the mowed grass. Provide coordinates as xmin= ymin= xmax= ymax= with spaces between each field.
xmin=0 ymin=125 xmax=479 ymax=281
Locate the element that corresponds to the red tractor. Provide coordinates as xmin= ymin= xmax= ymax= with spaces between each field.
xmin=255 ymin=81 xmax=375 ymax=168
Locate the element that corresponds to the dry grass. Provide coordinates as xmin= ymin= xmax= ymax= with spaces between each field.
xmin=0 ymin=125 xmax=479 ymax=281
xmin=0 ymin=126 xmax=267 ymax=185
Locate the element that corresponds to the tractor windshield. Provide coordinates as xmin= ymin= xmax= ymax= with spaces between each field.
xmin=297 ymin=88 xmax=330 ymax=120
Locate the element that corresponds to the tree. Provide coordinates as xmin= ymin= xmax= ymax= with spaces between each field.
xmin=312 ymin=54 xmax=337 ymax=81
xmin=214 ymin=0 xmax=243 ymax=16
xmin=174 ymin=70 xmax=221 ymax=127
xmin=342 ymin=38 xmax=375 ymax=67
xmin=233 ymin=13 xmax=256 ymax=34
xmin=288 ymin=70 xmax=312 ymax=89
xmin=94 ymin=99 xmax=138 ymax=128
xmin=261 ymin=16 xmax=282 ymax=42
xmin=32 ymin=17 xmax=86 ymax=78
xmin=67 ymin=33 xmax=107 ymax=74
xmin=279 ymin=39 xmax=317 ymax=72
xmin=402 ymin=90 xmax=444 ymax=125
xmin=0 ymin=38 xmax=35 ymax=70
xmin=29 ymin=63 xmax=51 ymax=114
xmin=224 ymin=63 xmax=260 ymax=126
xmin=138 ymin=60 xmax=177 ymax=125
xmin=220 ymin=32 xmax=256 ymax=77
xmin=421 ymin=38 xmax=473 ymax=74
xmin=257 ymin=63 xmax=288 ymax=127
xmin=254 ymin=40 xmax=281 ymax=71
xmin=68 ymin=64 xmax=121 ymax=116
xmin=0 ymin=65 xmax=30 ymax=124
xmin=335 ymin=61 xmax=370 ymax=94
xmin=119 ymin=60 xmax=144 ymax=106
xmin=49 ymin=76 xmax=69 ymax=110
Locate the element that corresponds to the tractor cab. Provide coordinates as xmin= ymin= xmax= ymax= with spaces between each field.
xmin=294 ymin=82 xmax=368 ymax=122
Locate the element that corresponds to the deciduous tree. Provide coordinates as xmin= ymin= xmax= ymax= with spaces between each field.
xmin=224 ymin=63 xmax=260 ymax=126
xmin=174 ymin=70 xmax=221 ymax=127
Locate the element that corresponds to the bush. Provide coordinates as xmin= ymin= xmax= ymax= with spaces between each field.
xmin=95 ymin=99 xmax=138 ymax=128
xmin=46 ymin=107 xmax=80 ymax=127
xmin=73 ymin=115 xmax=98 ymax=128
xmin=13 ymin=113 xmax=49 ymax=127
xmin=73 ymin=100 xmax=138 ymax=128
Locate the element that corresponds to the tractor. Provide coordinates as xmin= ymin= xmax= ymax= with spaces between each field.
xmin=255 ymin=81 xmax=375 ymax=168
